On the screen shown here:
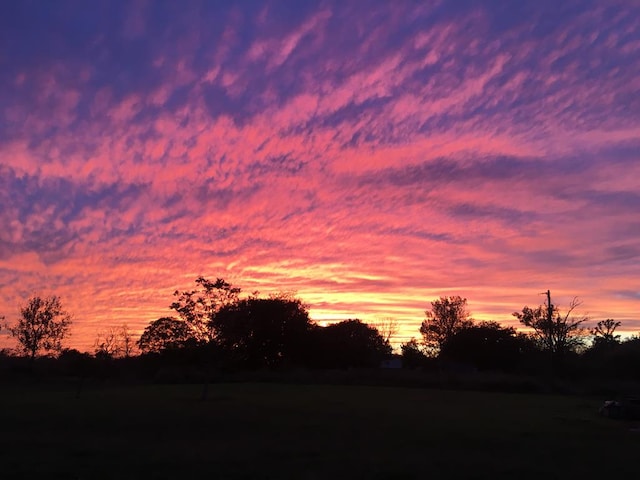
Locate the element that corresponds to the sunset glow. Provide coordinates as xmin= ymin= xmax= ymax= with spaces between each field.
xmin=1 ymin=1 xmax=639 ymax=351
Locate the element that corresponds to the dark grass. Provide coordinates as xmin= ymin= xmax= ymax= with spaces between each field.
xmin=0 ymin=382 xmax=638 ymax=479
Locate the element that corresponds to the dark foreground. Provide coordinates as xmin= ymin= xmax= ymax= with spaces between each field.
xmin=0 ymin=382 xmax=637 ymax=479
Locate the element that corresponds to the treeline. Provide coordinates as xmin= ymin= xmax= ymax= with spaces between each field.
xmin=403 ymin=295 xmax=640 ymax=381
xmin=1 ymin=278 xmax=640 ymax=386
xmin=0 ymin=278 xmax=391 ymax=376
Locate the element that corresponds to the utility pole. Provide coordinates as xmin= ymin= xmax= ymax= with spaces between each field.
xmin=546 ymin=290 xmax=553 ymax=324
xmin=545 ymin=289 xmax=555 ymax=383
xmin=541 ymin=289 xmax=553 ymax=342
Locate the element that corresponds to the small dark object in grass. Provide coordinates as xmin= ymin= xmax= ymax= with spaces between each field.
xmin=599 ymin=397 xmax=640 ymax=420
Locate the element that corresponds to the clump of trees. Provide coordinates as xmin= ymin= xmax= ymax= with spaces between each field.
xmin=135 ymin=278 xmax=392 ymax=371
xmin=401 ymin=291 xmax=640 ymax=384
xmin=307 ymin=319 xmax=391 ymax=369
xmin=439 ymin=321 xmax=535 ymax=373
xmin=405 ymin=296 xmax=538 ymax=373
xmin=0 ymin=280 xmax=393 ymax=376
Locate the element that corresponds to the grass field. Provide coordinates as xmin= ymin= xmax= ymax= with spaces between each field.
xmin=0 ymin=382 xmax=637 ymax=479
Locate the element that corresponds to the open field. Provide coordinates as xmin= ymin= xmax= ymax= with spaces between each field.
xmin=0 ymin=382 xmax=637 ymax=479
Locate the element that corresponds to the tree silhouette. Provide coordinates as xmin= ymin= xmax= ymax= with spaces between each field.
xmin=599 ymin=336 xmax=640 ymax=380
xmin=440 ymin=321 xmax=535 ymax=372
xmin=582 ymin=319 xmax=624 ymax=376
xmin=420 ymin=296 xmax=473 ymax=355
xmin=371 ymin=317 xmax=399 ymax=344
xmin=310 ymin=319 xmax=392 ymax=369
xmin=170 ymin=277 xmax=240 ymax=343
xmin=212 ymin=295 xmax=312 ymax=369
xmin=137 ymin=317 xmax=196 ymax=353
xmin=94 ymin=325 xmax=136 ymax=358
xmin=401 ymin=338 xmax=429 ymax=369
xmin=10 ymin=295 xmax=72 ymax=362
xmin=591 ymin=319 xmax=621 ymax=349
xmin=513 ymin=293 xmax=588 ymax=372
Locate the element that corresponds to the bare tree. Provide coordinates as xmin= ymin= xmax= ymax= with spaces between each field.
xmin=10 ymin=295 xmax=72 ymax=362
xmin=420 ymin=296 xmax=473 ymax=355
xmin=120 ymin=324 xmax=135 ymax=358
xmin=94 ymin=324 xmax=136 ymax=358
xmin=372 ymin=317 xmax=399 ymax=344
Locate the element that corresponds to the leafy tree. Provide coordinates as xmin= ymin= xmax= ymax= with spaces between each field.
xmin=309 ymin=319 xmax=391 ymax=369
xmin=212 ymin=295 xmax=312 ymax=369
xmin=420 ymin=296 xmax=473 ymax=355
xmin=440 ymin=321 xmax=535 ymax=372
xmin=170 ymin=276 xmax=240 ymax=343
xmin=137 ymin=317 xmax=196 ymax=354
xmin=400 ymin=338 xmax=428 ymax=369
xmin=582 ymin=319 xmax=623 ymax=375
xmin=513 ymin=293 xmax=588 ymax=371
xmin=9 ymin=295 xmax=72 ymax=361
xmin=599 ymin=336 xmax=640 ymax=380
xmin=591 ymin=319 xmax=621 ymax=349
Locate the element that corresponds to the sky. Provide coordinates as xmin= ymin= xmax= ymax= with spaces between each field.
xmin=1 ymin=0 xmax=639 ymax=352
